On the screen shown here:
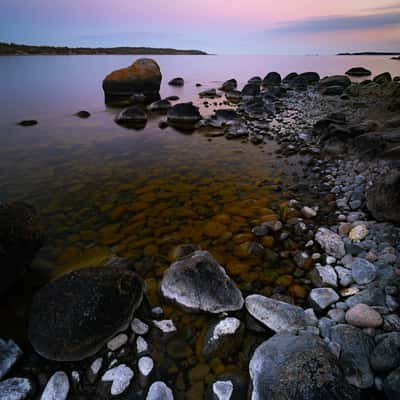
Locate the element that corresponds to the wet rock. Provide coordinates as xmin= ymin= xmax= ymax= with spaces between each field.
xmin=18 ymin=120 xmax=37 ymax=127
xmin=370 ymin=332 xmax=400 ymax=372
xmin=330 ymin=324 xmax=375 ymax=389
xmin=199 ymin=88 xmax=218 ymax=98
xmin=349 ymin=225 xmax=369 ymax=241
xmin=211 ymin=380 xmax=233 ymax=400
xmin=225 ymin=90 xmax=242 ymax=102
xmin=373 ymin=72 xmax=392 ymax=85
xmin=309 ymin=288 xmax=339 ymax=312
xmin=0 ymin=202 xmax=44 ymax=294
xmin=321 ymin=85 xmax=345 ymax=96
xmin=282 ymin=72 xmax=298 ymax=83
xmin=136 ymin=336 xmax=149 ymax=354
xmin=384 ymin=367 xmax=400 ymax=399
xmin=167 ymin=102 xmax=202 ymax=129
xmin=168 ymin=77 xmax=184 ymax=86
xmin=146 ymin=381 xmax=174 ymax=400
xmin=298 ymin=72 xmax=320 ymax=84
xmin=249 ymin=332 xmax=360 ymax=400
xmin=138 ymin=356 xmax=154 ymax=377
xmin=311 ymin=265 xmax=338 ymax=288
xmin=131 ymin=318 xmax=149 ymax=335
xmin=345 ymin=303 xmax=383 ymax=328
xmin=0 ymin=338 xmax=23 ymax=379
xmin=88 ymin=357 xmax=103 ymax=383
xmin=0 ymin=378 xmax=34 ymax=400
xmin=346 ymin=67 xmax=372 ymax=77
xmin=367 ymin=171 xmax=400 ymax=223
xmin=351 ymin=258 xmax=376 ymax=285
xmin=319 ymin=75 xmax=351 ymax=89
xmin=161 ymin=250 xmax=244 ymax=313
xmin=241 ymin=83 xmax=260 ymax=98
xmin=315 ymin=227 xmax=346 ymax=259
xmin=103 ymin=58 xmax=161 ymax=102
xmin=152 ymin=319 xmax=177 ymax=334
xmin=262 ymin=72 xmax=281 ymax=86
xmin=75 ymin=110 xmax=91 ymax=118
xmin=115 ymin=106 xmax=147 ymax=128
xmin=148 ymin=99 xmax=172 ymax=112
xmin=290 ymin=77 xmax=307 ymax=91
xmin=29 ymin=267 xmax=144 ymax=361
xmin=246 ymin=294 xmax=314 ymax=333
xmin=101 ymin=364 xmax=134 ymax=396
xmin=219 ymin=79 xmax=237 ymax=92
xmin=107 ymin=333 xmax=128 ymax=351
xmin=41 ymin=371 xmax=70 ymax=400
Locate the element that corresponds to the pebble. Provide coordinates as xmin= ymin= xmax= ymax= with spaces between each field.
xmin=349 ymin=225 xmax=369 ymax=241
xmin=153 ymin=320 xmax=177 ymax=333
xmin=101 ymin=364 xmax=134 ymax=396
xmin=315 ymin=227 xmax=346 ymax=259
xmin=351 ymin=258 xmax=377 ymax=285
xmin=0 ymin=338 xmax=23 ymax=380
xmin=138 ymin=356 xmax=154 ymax=377
xmin=146 ymin=381 xmax=174 ymax=400
xmin=41 ymin=371 xmax=70 ymax=400
xmin=107 ymin=334 xmax=128 ymax=351
xmin=311 ymin=265 xmax=338 ymax=288
xmin=212 ymin=380 xmax=234 ymax=400
xmin=136 ymin=336 xmax=149 ymax=354
xmin=131 ymin=318 xmax=149 ymax=335
xmin=345 ymin=304 xmax=383 ymax=328
xmin=301 ymin=206 xmax=317 ymax=218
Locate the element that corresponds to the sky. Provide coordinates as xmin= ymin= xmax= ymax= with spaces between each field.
xmin=1 ymin=0 xmax=400 ymax=54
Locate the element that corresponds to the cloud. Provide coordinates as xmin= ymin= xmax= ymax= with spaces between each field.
xmin=269 ymin=12 xmax=400 ymax=34
xmin=365 ymin=1 xmax=400 ymax=12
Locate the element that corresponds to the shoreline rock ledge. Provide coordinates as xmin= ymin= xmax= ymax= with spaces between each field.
xmin=102 ymin=58 xmax=162 ymax=103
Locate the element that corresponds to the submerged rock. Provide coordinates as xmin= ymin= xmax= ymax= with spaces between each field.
xmin=0 ymin=378 xmax=34 ymax=400
xmin=167 ymin=102 xmax=201 ymax=129
xmin=0 ymin=338 xmax=23 ymax=379
xmin=146 ymin=381 xmax=174 ymax=400
xmin=29 ymin=267 xmax=144 ymax=361
xmin=346 ymin=67 xmax=371 ymax=77
xmin=168 ymin=77 xmax=184 ymax=86
xmin=160 ymin=250 xmax=244 ymax=313
xmin=115 ymin=106 xmax=148 ymax=128
xmin=41 ymin=371 xmax=70 ymax=400
xmin=101 ymin=364 xmax=134 ymax=396
xmin=75 ymin=110 xmax=91 ymax=118
xmin=249 ymin=332 xmax=360 ymax=400
xmin=18 ymin=120 xmax=37 ymax=127
xmin=147 ymin=99 xmax=172 ymax=112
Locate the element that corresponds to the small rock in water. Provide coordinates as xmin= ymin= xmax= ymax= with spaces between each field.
xmin=351 ymin=258 xmax=376 ymax=285
xmin=0 ymin=378 xmax=34 ymax=400
xmin=75 ymin=110 xmax=91 ymax=118
xmin=0 ymin=338 xmax=23 ymax=379
xmin=18 ymin=120 xmax=37 ymax=127
xmin=101 ymin=364 xmax=134 ymax=396
xmin=309 ymin=288 xmax=339 ymax=312
xmin=345 ymin=304 xmax=383 ymax=328
xmin=152 ymin=319 xmax=177 ymax=333
xmin=349 ymin=225 xmax=369 ymax=241
xmin=88 ymin=357 xmax=103 ymax=383
xmin=41 ymin=371 xmax=70 ymax=400
xmin=212 ymin=380 xmax=234 ymax=400
xmin=136 ymin=336 xmax=149 ymax=354
xmin=138 ymin=356 xmax=154 ymax=376
xmin=107 ymin=334 xmax=128 ymax=351
xmin=146 ymin=381 xmax=174 ymax=400
xmin=131 ymin=318 xmax=149 ymax=335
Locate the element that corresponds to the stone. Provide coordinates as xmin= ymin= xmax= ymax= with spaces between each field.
xmin=167 ymin=102 xmax=202 ymax=129
xmin=0 ymin=378 xmax=34 ymax=400
xmin=219 ymin=79 xmax=237 ymax=92
xmin=351 ymin=258 xmax=376 ymax=285
xmin=136 ymin=336 xmax=149 ymax=354
xmin=319 ymin=317 xmax=336 ymax=339
xmin=370 ymin=332 xmax=400 ymax=372
xmin=298 ymin=72 xmax=320 ymax=84
xmin=88 ymin=357 xmax=103 ymax=383
xmin=301 ymin=206 xmax=317 ymax=218
xmin=349 ymin=225 xmax=369 ymax=241
xmin=311 ymin=265 xmax=338 ymax=288
xmin=330 ymin=324 xmax=375 ymax=389
xmin=115 ymin=106 xmax=147 ymax=127
xmin=262 ymin=72 xmax=281 ymax=86
xmin=153 ymin=319 xmax=177 ymax=334
xmin=41 ymin=371 xmax=70 ymax=400
xmin=168 ymin=77 xmax=184 ymax=86
xmin=146 ymin=381 xmax=174 ymax=400
xmin=328 ymin=308 xmax=346 ymax=323
xmin=309 ymin=288 xmax=339 ymax=312
xmin=161 ymin=250 xmax=244 ymax=313
xmin=241 ymin=83 xmax=260 ymax=98
xmin=75 ymin=110 xmax=91 ymax=118
xmin=148 ymin=99 xmax=172 ymax=112
xmin=315 ymin=227 xmax=346 ymax=259
xmin=321 ymin=85 xmax=344 ymax=96
xmin=101 ymin=364 xmax=134 ymax=396
xmin=335 ymin=266 xmax=353 ymax=287
xmin=103 ymin=58 xmax=162 ymax=102
xmin=367 ymin=171 xmax=400 ymax=223
xmin=319 ymin=75 xmax=351 ymax=89
xmin=107 ymin=334 xmax=128 ymax=351
xmin=249 ymin=332 xmax=360 ymax=400
xmin=345 ymin=286 xmax=385 ymax=308
xmin=345 ymin=304 xmax=383 ymax=328
xmin=18 ymin=120 xmax=37 ymax=126
xmin=373 ymin=72 xmax=392 ymax=85
xmin=138 ymin=356 xmax=154 ymax=376
xmin=346 ymin=67 xmax=372 ymax=77
xmin=0 ymin=338 xmax=23 ymax=380
xmin=211 ymin=380 xmax=233 ymax=400
xmin=29 ymin=267 xmax=144 ymax=361
xmin=384 ymin=367 xmax=400 ymax=399
xmin=0 ymin=202 xmax=44 ymax=294
xmin=199 ymin=88 xmax=218 ymax=98
xmin=131 ymin=318 xmax=149 ymax=335
xmin=245 ymin=294 xmax=314 ymax=333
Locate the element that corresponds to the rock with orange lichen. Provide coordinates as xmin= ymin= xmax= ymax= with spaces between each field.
xmin=102 ymin=58 xmax=162 ymax=103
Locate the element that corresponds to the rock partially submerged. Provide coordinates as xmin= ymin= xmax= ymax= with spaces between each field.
xmin=146 ymin=381 xmax=174 ymax=400
xmin=160 ymin=250 xmax=244 ymax=313
xmin=249 ymin=332 xmax=360 ymax=400
xmin=168 ymin=77 xmax=184 ymax=86
xmin=346 ymin=67 xmax=372 ymax=77
xmin=167 ymin=102 xmax=202 ymax=130
xmin=41 ymin=371 xmax=70 ymax=400
xmin=0 ymin=338 xmax=23 ymax=379
xmin=115 ymin=106 xmax=148 ymax=128
xmin=29 ymin=267 xmax=144 ymax=361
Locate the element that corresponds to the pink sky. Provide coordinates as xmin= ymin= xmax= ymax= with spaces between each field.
xmin=1 ymin=0 xmax=400 ymax=53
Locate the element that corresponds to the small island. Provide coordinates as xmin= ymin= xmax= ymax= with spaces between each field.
xmin=0 ymin=42 xmax=208 ymax=56
xmin=337 ymin=51 xmax=400 ymax=56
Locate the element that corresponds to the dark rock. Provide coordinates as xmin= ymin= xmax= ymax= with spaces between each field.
xmin=319 ymin=75 xmax=351 ymax=89
xmin=18 ymin=120 xmax=37 ymax=127
xmin=370 ymin=332 xmax=400 ymax=373
xmin=225 ymin=90 xmax=242 ymax=102
xmin=241 ymin=83 xmax=260 ymax=98
xmin=0 ymin=338 xmax=23 ymax=379
xmin=115 ymin=106 xmax=147 ymax=128
xmin=262 ymin=72 xmax=281 ymax=86
xmin=248 ymin=76 xmax=262 ymax=84
xmin=298 ymin=72 xmax=320 ymax=84
xmin=219 ymin=79 xmax=237 ymax=92
xmin=249 ymin=332 xmax=360 ymax=400
xmin=199 ymin=88 xmax=219 ymax=98
xmin=282 ymin=72 xmax=298 ymax=83
xmin=346 ymin=67 xmax=372 ymax=77
xmin=75 ymin=110 xmax=91 ymax=118
xmin=28 ymin=267 xmax=144 ymax=361
xmin=367 ymin=171 xmax=400 ymax=223
xmin=321 ymin=85 xmax=345 ymax=96
xmin=384 ymin=367 xmax=400 ymax=399
xmin=373 ymin=72 xmax=392 ymax=85
xmin=353 ymin=132 xmax=387 ymax=156
xmin=168 ymin=77 xmax=184 ymax=86
xmin=147 ymin=99 xmax=172 ymax=112
xmin=167 ymin=102 xmax=202 ymax=129
xmin=103 ymin=58 xmax=162 ymax=103
xmin=0 ymin=202 xmax=44 ymax=294
xmin=165 ymin=95 xmax=179 ymax=101
xmin=289 ymin=77 xmax=307 ymax=91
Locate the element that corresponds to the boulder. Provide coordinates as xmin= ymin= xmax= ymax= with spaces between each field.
xmin=319 ymin=75 xmax=351 ymax=89
xmin=370 ymin=332 xmax=400 ymax=372
xmin=373 ymin=72 xmax=392 ymax=85
xmin=309 ymin=288 xmax=339 ymax=312
xmin=199 ymin=88 xmax=219 ymax=98
xmin=147 ymin=99 xmax=172 ymax=112
xmin=384 ymin=367 xmax=400 ymax=399
xmin=160 ymin=250 xmax=244 ymax=313
xmin=289 ymin=77 xmax=307 ymax=91
xmin=28 ymin=267 xmax=144 ymax=361
xmin=103 ymin=58 xmax=162 ymax=103
xmin=249 ymin=332 xmax=360 ymax=400
xmin=345 ymin=303 xmax=383 ymax=328
xmin=330 ymin=324 xmax=375 ymax=389
xmin=321 ymin=85 xmax=345 ymax=96
xmin=346 ymin=67 xmax=372 ymax=77
xmin=225 ymin=90 xmax=242 ymax=102
xmin=245 ymin=294 xmax=314 ymax=333
xmin=0 ymin=338 xmax=23 ymax=379
xmin=311 ymin=265 xmax=338 ymax=288
xmin=219 ymin=79 xmax=237 ymax=92
xmin=101 ymin=364 xmax=134 ymax=396
xmin=315 ymin=227 xmax=346 ymax=259
xmin=115 ymin=106 xmax=147 ymax=128
xmin=0 ymin=202 xmax=44 ymax=294
xmin=351 ymin=258 xmax=376 ymax=285
xmin=167 ymin=102 xmax=201 ymax=129
xmin=262 ymin=72 xmax=281 ymax=86
xmin=168 ymin=77 xmax=184 ymax=86
xmin=367 ymin=171 xmax=400 ymax=223
xmin=282 ymin=72 xmax=298 ymax=83
xmin=298 ymin=72 xmax=320 ymax=84
xmin=241 ymin=83 xmax=260 ymax=98
xmin=0 ymin=378 xmax=34 ymax=400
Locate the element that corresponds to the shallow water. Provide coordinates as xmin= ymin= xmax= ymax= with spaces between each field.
xmin=0 ymin=54 xmax=398 ymax=398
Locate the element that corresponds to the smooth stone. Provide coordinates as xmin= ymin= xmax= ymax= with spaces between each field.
xmin=315 ymin=228 xmax=346 ymax=259
xmin=115 ymin=106 xmax=147 ymax=126
xmin=249 ymin=332 xmax=360 ymax=400
xmin=301 ymin=206 xmax=317 ymax=218
xmin=330 ymin=324 xmax=375 ymax=389
xmin=345 ymin=304 xmax=383 ymax=328
xmin=384 ymin=367 xmax=400 ymax=399
xmin=161 ymin=250 xmax=244 ymax=314
xmin=351 ymin=258 xmax=376 ymax=285
xmin=311 ymin=265 xmax=338 ymax=288
xmin=107 ymin=334 xmax=128 ymax=351
xmin=101 ymin=364 xmax=134 ymax=396
xmin=345 ymin=286 xmax=385 ymax=307
xmin=319 ymin=75 xmax=351 ymax=89
xmin=0 ymin=338 xmax=23 ymax=380
xmin=349 ymin=225 xmax=369 ymax=241
xmin=245 ymin=294 xmax=313 ymax=333
xmin=370 ymin=332 xmax=400 ymax=372
xmin=168 ymin=77 xmax=184 ymax=86
xmin=212 ymin=380 xmax=234 ymax=400
xmin=146 ymin=381 xmax=174 ymax=400
xmin=335 ymin=266 xmax=353 ymax=287
xmin=219 ymin=79 xmax=237 ymax=92
xmin=309 ymin=288 xmax=339 ymax=312
xmin=328 ymin=308 xmax=346 ymax=323
xmin=346 ymin=67 xmax=371 ymax=77
xmin=131 ymin=318 xmax=149 ymax=335
xmin=88 ymin=357 xmax=103 ymax=383
xmin=41 ymin=371 xmax=70 ymax=400
xmin=28 ymin=267 xmax=143 ymax=361
xmin=138 ymin=356 xmax=154 ymax=376
xmin=148 ymin=99 xmax=172 ymax=112
xmin=167 ymin=102 xmax=202 ymax=128
xmin=18 ymin=120 xmax=38 ymax=127
xmin=152 ymin=319 xmax=177 ymax=333
xmin=0 ymin=378 xmax=34 ymax=400
xmin=136 ymin=336 xmax=149 ymax=354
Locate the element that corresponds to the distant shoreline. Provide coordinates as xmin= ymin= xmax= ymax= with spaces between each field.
xmin=337 ymin=52 xmax=400 ymax=56
xmin=0 ymin=42 xmax=208 ymax=56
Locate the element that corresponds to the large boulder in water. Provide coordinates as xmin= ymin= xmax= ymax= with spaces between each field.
xmin=0 ymin=202 xmax=44 ymax=295
xmin=367 ymin=171 xmax=400 ymax=223
xmin=319 ymin=75 xmax=351 ymax=89
xmin=28 ymin=267 xmax=144 ymax=361
xmin=346 ymin=67 xmax=371 ymax=77
xmin=160 ymin=250 xmax=244 ymax=313
xmin=249 ymin=332 xmax=360 ymax=400
xmin=298 ymin=72 xmax=320 ymax=85
xmin=102 ymin=58 xmax=162 ymax=103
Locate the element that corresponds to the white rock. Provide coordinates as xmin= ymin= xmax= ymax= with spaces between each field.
xmin=349 ymin=225 xmax=369 ymax=241
xmin=146 ymin=381 xmax=174 ymax=400
xmin=41 ymin=371 xmax=70 ymax=400
xmin=212 ymin=380 xmax=234 ymax=400
xmin=0 ymin=338 xmax=23 ymax=380
xmin=326 ymin=256 xmax=336 ymax=265
xmin=71 ymin=371 xmax=80 ymax=384
xmin=136 ymin=336 xmax=149 ymax=354
xmin=101 ymin=364 xmax=134 ymax=396
xmin=138 ymin=356 xmax=154 ymax=376
xmin=311 ymin=265 xmax=338 ymax=288
xmin=210 ymin=318 xmax=241 ymax=343
xmin=90 ymin=357 xmax=103 ymax=379
xmin=107 ymin=334 xmax=128 ymax=351
xmin=301 ymin=206 xmax=317 ymax=218
xmin=131 ymin=318 xmax=149 ymax=335
xmin=153 ymin=320 xmax=177 ymax=334
xmin=315 ymin=227 xmax=346 ymax=259
xmin=0 ymin=378 xmax=33 ymax=400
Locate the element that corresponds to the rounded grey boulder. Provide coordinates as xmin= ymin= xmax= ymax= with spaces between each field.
xmin=29 ymin=267 xmax=144 ymax=361
xmin=167 ymin=102 xmax=201 ymax=129
xmin=346 ymin=67 xmax=371 ymax=77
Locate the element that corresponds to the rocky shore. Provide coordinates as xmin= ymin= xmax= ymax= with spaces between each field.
xmin=1 ymin=59 xmax=400 ymax=399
